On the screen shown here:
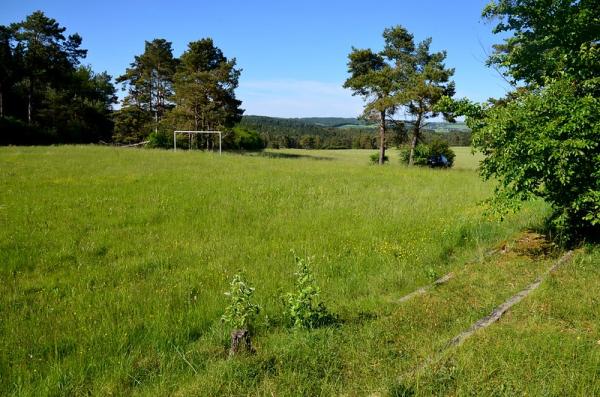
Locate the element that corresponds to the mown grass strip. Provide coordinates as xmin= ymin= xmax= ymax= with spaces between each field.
xmin=393 ymin=249 xmax=574 ymax=389
xmin=409 ymin=247 xmax=599 ymax=396
xmin=447 ymin=250 xmax=574 ymax=347
xmin=396 ymin=273 xmax=454 ymax=303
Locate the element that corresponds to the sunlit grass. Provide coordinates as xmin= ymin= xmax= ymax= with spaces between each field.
xmin=1 ymin=146 xmax=595 ymax=395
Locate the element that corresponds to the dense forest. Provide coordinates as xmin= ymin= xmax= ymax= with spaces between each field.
xmin=0 ymin=11 xmax=247 ymax=148
xmin=0 ymin=12 xmax=116 ymax=145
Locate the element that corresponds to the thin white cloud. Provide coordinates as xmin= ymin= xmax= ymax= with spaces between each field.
xmin=237 ymin=79 xmax=364 ymax=118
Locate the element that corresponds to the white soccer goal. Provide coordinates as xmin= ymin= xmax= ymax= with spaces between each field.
xmin=173 ymin=130 xmax=222 ymax=154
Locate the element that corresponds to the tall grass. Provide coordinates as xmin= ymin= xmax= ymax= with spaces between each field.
xmin=3 ymin=146 xmax=592 ymax=395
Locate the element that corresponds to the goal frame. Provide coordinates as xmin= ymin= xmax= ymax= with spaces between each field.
xmin=173 ymin=130 xmax=222 ymax=154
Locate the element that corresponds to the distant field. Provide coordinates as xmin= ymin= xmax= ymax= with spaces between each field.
xmin=1 ymin=146 xmax=598 ymax=396
xmin=334 ymin=124 xmax=377 ymax=129
xmin=259 ymin=147 xmax=483 ymax=170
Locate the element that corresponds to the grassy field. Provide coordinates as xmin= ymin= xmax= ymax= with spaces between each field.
xmin=1 ymin=146 xmax=598 ymax=396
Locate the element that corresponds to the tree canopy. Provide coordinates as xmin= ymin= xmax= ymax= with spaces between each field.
xmin=344 ymin=25 xmax=454 ymax=165
xmin=439 ymin=0 xmax=600 ymax=242
xmin=0 ymin=11 xmax=116 ymax=144
xmin=344 ymin=27 xmax=406 ymax=165
xmin=483 ymin=0 xmax=600 ymax=86
xmin=399 ymin=36 xmax=455 ymax=166
xmin=172 ymin=38 xmax=243 ymax=132
xmin=114 ymin=38 xmax=244 ymax=147
xmin=116 ymin=39 xmax=177 ymax=134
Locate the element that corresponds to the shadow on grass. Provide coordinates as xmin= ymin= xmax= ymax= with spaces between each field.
xmin=239 ymin=150 xmax=334 ymax=161
xmin=530 ymin=217 xmax=600 ymax=249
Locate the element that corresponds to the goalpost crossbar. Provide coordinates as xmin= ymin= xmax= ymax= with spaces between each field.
xmin=173 ymin=130 xmax=222 ymax=154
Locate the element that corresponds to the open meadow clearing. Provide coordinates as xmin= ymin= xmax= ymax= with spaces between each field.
xmin=2 ymin=146 xmax=598 ymax=396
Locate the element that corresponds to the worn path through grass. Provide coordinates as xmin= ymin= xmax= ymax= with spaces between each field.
xmin=2 ymin=146 xmax=596 ymax=396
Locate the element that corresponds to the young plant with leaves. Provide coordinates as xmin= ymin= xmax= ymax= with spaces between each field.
xmin=221 ymin=274 xmax=261 ymax=356
xmin=283 ymin=253 xmax=335 ymax=329
xmin=222 ymin=274 xmax=260 ymax=331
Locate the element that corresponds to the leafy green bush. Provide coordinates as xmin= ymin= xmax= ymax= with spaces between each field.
xmin=428 ymin=140 xmax=456 ymax=166
xmin=399 ymin=144 xmax=430 ymax=166
xmin=472 ymin=79 xmax=599 ymax=243
xmin=146 ymin=131 xmax=171 ymax=149
xmin=433 ymin=0 xmax=600 ymax=243
xmin=369 ymin=152 xmax=389 ymax=164
xmin=437 ymin=78 xmax=599 ymax=243
xmin=221 ymin=274 xmax=261 ymax=331
xmin=399 ymin=140 xmax=455 ymax=167
xmin=283 ymin=254 xmax=336 ymax=329
xmin=231 ymin=126 xmax=265 ymax=150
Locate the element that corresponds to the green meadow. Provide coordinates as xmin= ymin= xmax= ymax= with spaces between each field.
xmin=1 ymin=146 xmax=598 ymax=396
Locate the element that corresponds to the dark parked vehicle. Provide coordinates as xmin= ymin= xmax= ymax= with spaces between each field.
xmin=427 ymin=154 xmax=450 ymax=168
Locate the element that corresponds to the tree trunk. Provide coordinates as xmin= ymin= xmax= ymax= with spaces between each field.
xmin=378 ymin=110 xmax=386 ymax=165
xmin=152 ymin=76 xmax=159 ymax=134
xmin=27 ymin=92 xmax=32 ymax=125
xmin=0 ymin=85 xmax=3 ymax=118
xmin=154 ymin=110 xmax=158 ymax=134
xmin=229 ymin=329 xmax=254 ymax=357
xmin=408 ymin=111 xmax=422 ymax=166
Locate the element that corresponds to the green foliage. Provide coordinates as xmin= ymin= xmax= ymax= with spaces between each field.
xmin=428 ymin=140 xmax=456 ymax=166
xmin=146 ymin=131 xmax=171 ymax=149
xmin=473 ymin=79 xmax=599 ymax=242
xmin=344 ymin=25 xmax=455 ymax=165
xmin=230 ymin=126 xmax=265 ymax=150
xmin=344 ymin=27 xmax=409 ymax=164
xmin=399 ymin=36 xmax=456 ymax=165
xmin=442 ymin=85 xmax=600 ymax=241
xmin=172 ymin=39 xmax=243 ymax=132
xmin=221 ymin=274 xmax=261 ymax=331
xmin=424 ymin=266 xmax=438 ymax=281
xmin=369 ymin=152 xmax=389 ymax=164
xmin=113 ymin=106 xmax=153 ymax=144
xmin=399 ymin=140 xmax=455 ymax=167
xmin=115 ymin=38 xmax=243 ymax=145
xmin=436 ymin=0 xmax=600 ymax=242
xmin=483 ymin=0 xmax=600 ymax=86
xmin=238 ymin=116 xmax=470 ymax=149
xmin=353 ymin=134 xmax=377 ymax=149
xmin=283 ymin=254 xmax=336 ymax=329
xmin=399 ymin=144 xmax=429 ymax=166
xmin=116 ymin=38 xmax=177 ymax=136
xmin=0 ymin=11 xmax=116 ymax=144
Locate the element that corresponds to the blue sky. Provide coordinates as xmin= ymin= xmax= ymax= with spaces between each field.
xmin=1 ymin=0 xmax=511 ymax=118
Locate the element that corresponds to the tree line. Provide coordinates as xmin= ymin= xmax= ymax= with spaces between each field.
xmin=0 ymin=11 xmax=116 ymax=144
xmin=114 ymin=37 xmax=244 ymax=149
xmin=239 ymin=115 xmax=471 ymax=149
xmin=0 ymin=11 xmax=470 ymax=150
xmin=0 ymin=11 xmax=249 ymax=148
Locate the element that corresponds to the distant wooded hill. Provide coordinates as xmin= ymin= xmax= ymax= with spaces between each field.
xmin=239 ymin=116 xmax=471 ymax=149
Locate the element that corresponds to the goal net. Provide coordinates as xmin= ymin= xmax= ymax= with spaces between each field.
xmin=173 ymin=130 xmax=222 ymax=154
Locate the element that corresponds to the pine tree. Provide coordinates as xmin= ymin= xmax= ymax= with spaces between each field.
xmin=116 ymin=39 xmax=177 ymax=134
xmin=172 ymin=38 xmax=243 ymax=133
